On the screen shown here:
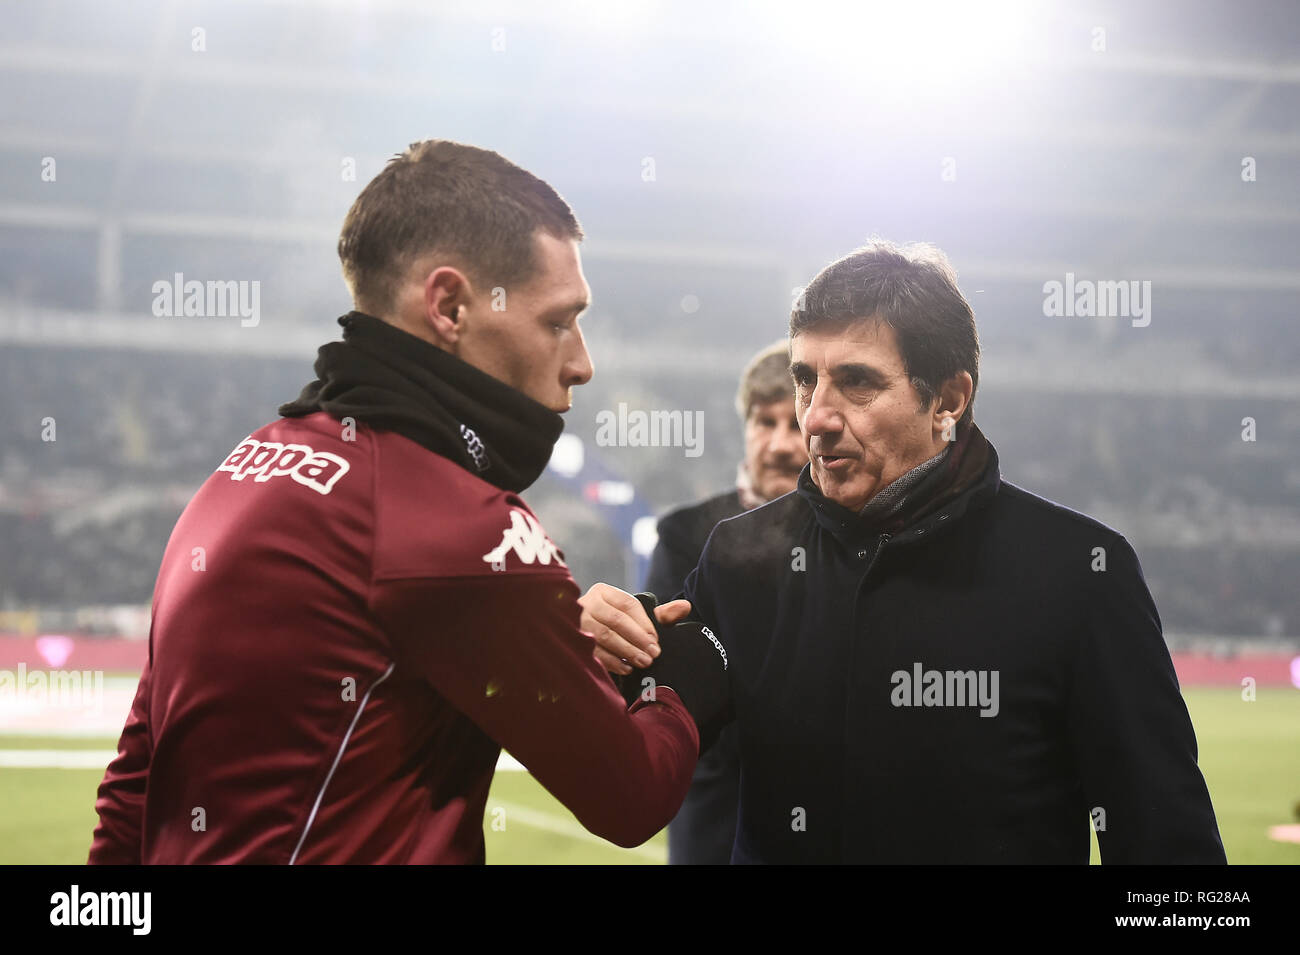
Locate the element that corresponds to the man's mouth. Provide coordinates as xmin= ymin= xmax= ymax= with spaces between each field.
xmin=763 ymin=461 xmax=804 ymax=477
xmin=816 ymin=454 xmax=853 ymax=472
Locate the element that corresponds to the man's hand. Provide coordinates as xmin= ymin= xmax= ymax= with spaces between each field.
xmin=578 ymin=582 xmax=693 ymax=675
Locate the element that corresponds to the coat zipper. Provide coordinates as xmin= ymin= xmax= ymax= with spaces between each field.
xmin=864 ymin=532 xmax=891 ymax=577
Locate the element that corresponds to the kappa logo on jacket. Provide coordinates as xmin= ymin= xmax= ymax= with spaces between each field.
xmin=482 ymin=508 xmax=566 ymax=569
xmin=217 ymin=436 xmax=350 ymax=495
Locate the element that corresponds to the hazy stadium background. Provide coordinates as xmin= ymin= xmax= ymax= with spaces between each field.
xmin=1 ymin=0 xmax=1297 ymax=864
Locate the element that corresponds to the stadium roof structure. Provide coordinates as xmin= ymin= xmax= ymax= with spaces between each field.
xmin=1 ymin=0 xmax=1298 ymax=397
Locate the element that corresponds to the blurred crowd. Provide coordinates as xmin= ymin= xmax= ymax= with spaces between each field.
xmin=0 ymin=342 xmax=1296 ymax=642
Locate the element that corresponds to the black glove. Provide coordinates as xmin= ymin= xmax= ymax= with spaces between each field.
xmin=618 ymin=592 xmax=730 ymax=754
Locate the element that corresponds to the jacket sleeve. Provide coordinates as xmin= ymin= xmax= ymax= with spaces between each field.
xmin=675 ymin=531 xmax=737 ymax=742
xmin=370 ymin=571 xmax=701 ymax=849
xmin=1065 ymin=535 xmax=1227 ymax=863
xmin=88 ymin=656 xmax=154 ymax=864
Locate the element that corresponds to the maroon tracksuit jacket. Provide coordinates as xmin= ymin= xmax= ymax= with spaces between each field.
xmin=88 ymin=411 xmax=698 ymax=863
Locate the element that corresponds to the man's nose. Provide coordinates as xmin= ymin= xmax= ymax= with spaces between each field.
xmin=565 ymin=328 xmax=594 ymax=387
xmin=801 ymin=385 xmax=842 ymax=437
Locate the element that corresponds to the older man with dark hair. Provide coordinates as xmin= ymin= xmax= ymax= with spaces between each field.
xmin=588 ymin=238 xmax=1226 ymax=864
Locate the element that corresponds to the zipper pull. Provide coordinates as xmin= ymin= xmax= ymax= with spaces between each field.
xmin=866 ymin=532 xmax=891 ymax=569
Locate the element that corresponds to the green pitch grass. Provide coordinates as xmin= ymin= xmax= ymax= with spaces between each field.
xmin=0 ymin=735 xmax=664 ymax=865
xmin=0 ymin=687 xmax=1295 ymax=864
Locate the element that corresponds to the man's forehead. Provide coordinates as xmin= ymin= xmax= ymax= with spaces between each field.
xmin=790 ymin=319 xmax=901 ymax=367
xmin=750 ymin=395 xmax=796 ymax=417
xmin=530 ymin=233 xmax=590 ymax=308
xmin=545 ymin=285 xmax=590 ymax=316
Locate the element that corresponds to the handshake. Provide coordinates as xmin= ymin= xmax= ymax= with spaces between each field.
xmin=578 ymin=584 xmax=730 ymax=753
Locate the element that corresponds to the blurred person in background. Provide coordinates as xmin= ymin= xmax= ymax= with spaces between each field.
xmin=641 ymin=341 xmax=807 ymax=864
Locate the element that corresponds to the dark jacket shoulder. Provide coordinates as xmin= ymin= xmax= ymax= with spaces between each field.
xmin=698 ymin=490 xmax=809 ymax=572
xmin=657 ymin=489 xmax=742 ymax=542
xmin=980 ymin=480 xmax=1135 ymax=570
xmin=644 ymin=489 xmax=743 ymax=603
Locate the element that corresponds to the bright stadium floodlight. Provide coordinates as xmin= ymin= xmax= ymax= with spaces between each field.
xmin=548 ymin=433 xmax=586 ymax=478
xmin=631 ymin=515 xmax=660 ymax=558
xmin=760 ymin=0 xmax=1035 ymax=108
xmin=566 ymin=0 xmax=660 ymax=35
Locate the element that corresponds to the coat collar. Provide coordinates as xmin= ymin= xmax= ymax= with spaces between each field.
xmin=796 ymin=423 xmax=1002 ymax=551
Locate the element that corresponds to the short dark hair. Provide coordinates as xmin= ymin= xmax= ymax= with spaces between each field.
xmin=790 ymin=239 xmax=980 ymax=427
xmin=338 ymin=140 xmax=584 ymax=314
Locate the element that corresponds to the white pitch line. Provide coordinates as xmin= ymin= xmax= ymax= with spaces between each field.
xmin=0 ymin=749 xmax=118 ymax=769
xmin=0 ymin=750 xmax=663 ymax=861
xmin=0 ymin=749 xmax=530 ymax=771
xmin=0 ymin=729 xmax=122 ymax=739
xmin=497 ymin=752 xmax=525 ymax=771
xmin=488 ymin=800 xmax=664 ymax=861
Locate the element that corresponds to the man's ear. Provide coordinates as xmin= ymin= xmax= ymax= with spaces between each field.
xmin=932 ymin=371 xmax=974 ymax=441
xmin=421 ymin=265 xmax=472 ymax=346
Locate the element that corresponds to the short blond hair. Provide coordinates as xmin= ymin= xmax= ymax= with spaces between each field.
xmin=735 ymin=340 xmax=794 ymax=420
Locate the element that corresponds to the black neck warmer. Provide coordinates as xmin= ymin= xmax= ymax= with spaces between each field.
xmin=278 ymin=311 xmax=564 ymax=493
xmin=797 ymin=418 xmax=995 ymax=538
